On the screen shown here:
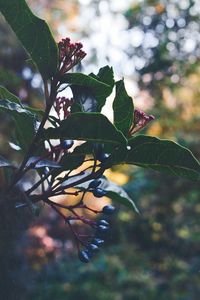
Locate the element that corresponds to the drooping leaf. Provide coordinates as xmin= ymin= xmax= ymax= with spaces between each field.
xmin=0 ymin=86 xmax=44 ymax=117
xmin=99 ymin=178 xmax=138 ymax=212
xmin=60 ymin=67 xmax=114 ymax=111
xmin=0 ymin=99 xmax=37 ymax=152
xmin=106 ymin=191 xmax=139 ymax=213
xmin=121 ymin=135 xmax=200 ymax=180
xmin=0 ymin=0 xmax=58 ymax=79
xmin=45 ymin=113 xmax=127 ymax=146
xmin=0 ymin=155 xmax=14 ymax=168
xmin=26 ymin=157 xmax=61 ymax=169
xmin=76 ymin=176 xmax=138 ymax=212
xmin=113 ymin=80 xmax=134 ymax=136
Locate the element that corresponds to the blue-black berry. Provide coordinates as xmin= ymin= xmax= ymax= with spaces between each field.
xmin=93 ymin=188 xmax=107 ymax=198
xmin=88 ymin=179 xmax=101 ymax=189
xmin=87 ymin=243 xmax=99 ymax=253
xmin=97 ymin=152 xmax=109 ymax=163
xmin=92 ymin=238 xmax=105 ymax=247
xmin=93 ymin=143 xmax=109 ymax=162
xmin=61 ymin=139 xmax=74 ymax=150
xmin=102 ymin=205 xmax=115 ymax=215
xmin=97 ymin=219 xmax=109 ymax=227
xmin=78 ymin=250 xmax=91 ymax=263
xmin=96 ymin=225 xmax=109 ymax=234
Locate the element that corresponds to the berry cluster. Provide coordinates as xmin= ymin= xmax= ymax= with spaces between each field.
xmin=78 ymin=202 xmax=115 ymax=263
xmin=58 ymin=38 xmax=86 ymax=74
xmin=129 ymin=108 xmax=155 ymax=135
xmin=76 ymin=179 xmax=115 ymax=262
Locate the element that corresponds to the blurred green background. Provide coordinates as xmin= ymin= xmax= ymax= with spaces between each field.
xmin=0 ymin=0 xmax=200 ymax=299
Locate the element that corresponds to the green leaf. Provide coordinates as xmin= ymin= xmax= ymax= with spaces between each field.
xmin=26 ymin=157 xmax=61 ymax=169
xmin=60 ymin=153 xmax=85 ymax=171
xmin=0 ymin=86 xmax=44 ymax=117
xmin=76 ymin=176 xmax=138 ymax=212
xmin=122 ymin=135 xmax=200 ymax=180
xmin=106 ymin=191 xmax=139 ymax=213
xmin=91 ymin=66 xmax=115 ymax=88
xmin=45 ymin=113 xmax=127 ymax=146
xmin=0 ymin=99 xmax=37 ymax=152
xmin=0 ymin=0 xmax=58 ymax=79
xmin=113 ymin=80 xmax=134 ymax=136
xmin=99 ymin=177 xmax=138 ymax=212
xmin=0 ymin=155 xmax=14 ymax=168
xmin=0 ymin=85 xmax=21 ymax=105
xmin=60 ymin=67 xmax=114 ymax=111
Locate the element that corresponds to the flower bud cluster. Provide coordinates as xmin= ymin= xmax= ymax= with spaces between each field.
xmin=58 ymin=38 xmax=86 ymax=74
xmin=54 ymin=96 xmax=74 ymax=119
xmin=129 ymin=108 xmax=155 ymax=135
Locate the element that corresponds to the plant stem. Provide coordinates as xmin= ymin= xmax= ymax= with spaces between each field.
xmin=10 ymin=78 xmax=58 ymax=187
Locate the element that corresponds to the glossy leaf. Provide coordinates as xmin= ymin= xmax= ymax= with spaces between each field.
xmin=113 ymin=80 xmax=134 ymax=136
xmin=0 ymin=86 xmax=44 ymax=117
xmin=26 ymin=157 xmax=61 ymax=169
xmin=0 ymin=0 xmax=58 ymax=79
xmin=0 ymin=85 xmax=21 ymax=105
xmin=98 ymin=178 xmax=138 ymax=212
xmin=60 ymin=67 xmax=114 ymax=111
xmin=77 ymin=176 xmax=138 ymax=212
xmin=0 ymin=99 xmax=37 ymax=152
xmin=106 ymin=191 xmax=139 ymax=213
xmin=45 ymin=113 xmax=127 ymax=145
xmin=0 ymin=155 xmax=14 ymax=168
xmin=122 ymin=135 xmax=200 ymax=180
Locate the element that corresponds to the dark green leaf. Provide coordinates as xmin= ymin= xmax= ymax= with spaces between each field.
xmin=26 ymin=157 xmax=61 ymax=169
xmin=60 ymin=67 xmax=114 ymax=111
xmin=0 ymin=99 xmax=37 ymax=152
xmin=122 ymin=135 xmax=200 ymax=180
xmin=0 ymin=86 xmax=44 ymax=117
xmin=77 ymin=176 xmax=138 ymax=212
xmin=45 ymin=113 xmax=127 ymax=146
xmin=91 ymin=66 xmax=115 ymax=87
xmin=0 ymin=85 xmax=21 ymax=105
xmin=113 ymin=80 xmax=134 ymax=136
xmin=98 ymin=178 xmax=138 ymax=212
xmin=106 ymin=191 xmax=139 ymax=213
xmin=0 ymin=155 xmax=14 ymax=168
xmin=71 ymin=102 xmax=83 ymax=113
xmin=60 ymin=153 xmax=85 ymax=171
xmin=0 ymin=0 xmax=58 ymax=79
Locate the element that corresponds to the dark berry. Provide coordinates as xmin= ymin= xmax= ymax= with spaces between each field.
xmin=93 ymin=188 xmax=107 ymax=198
xmin=44 ymin=167 xmax=49 ymax=175
xmin=97 ymin=152 xmax=109 ymax=162
xmin=96 ymin=225 xmax=109 ymax=234
xmin=88 ymin=179 xmax=102 ymax=189
xmin=92 ymin=238 xmax=105 ymax=247
xmin=102 ymin=205 xmax=115 ymax=215
xmin=97 ymin=219 xmax=109 ymax=227
xmin=87 ymin=243 xmax=99 ymax=253
xmin=61 ymin=139 xmax=74 ymax=150
xmin=93 ymin=143 xmax=109 ymax=162
xmin=78 ymin=250 xmax=90 ymax=263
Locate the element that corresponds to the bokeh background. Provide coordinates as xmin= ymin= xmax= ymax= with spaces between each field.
xmin=0 ymin=0 xmax=200 ymax=299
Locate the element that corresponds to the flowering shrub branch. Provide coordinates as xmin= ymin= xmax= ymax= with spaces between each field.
xmin=0 ymin=0 xmax=200 ymax=262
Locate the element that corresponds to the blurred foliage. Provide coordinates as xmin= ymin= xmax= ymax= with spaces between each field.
xmin=0 ymin=0 xmax=200 ymax=300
